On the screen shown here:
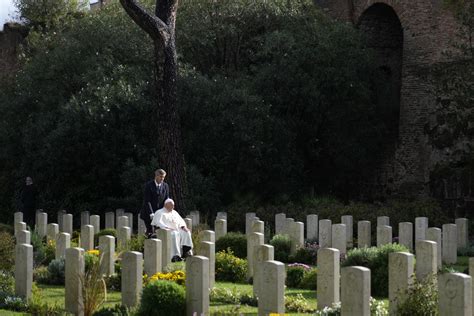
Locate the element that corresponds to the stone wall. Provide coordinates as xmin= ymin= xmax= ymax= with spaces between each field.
xmin=316 ymin=0 xmax=461 ymax=198
xmin=0 ymin=23 xmax=27 ymax=80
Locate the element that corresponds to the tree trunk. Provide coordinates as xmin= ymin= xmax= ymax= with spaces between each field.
xmin=119 ymin=0 xmax=188 ymax=211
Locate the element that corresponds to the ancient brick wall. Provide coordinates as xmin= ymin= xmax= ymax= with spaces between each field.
xmin=0 ymin=23 xmax=27 ymax=79
xmin=315 ymin=0 xmax=461 ymax=198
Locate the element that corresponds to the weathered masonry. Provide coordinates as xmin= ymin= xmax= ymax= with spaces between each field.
xmin=316 ymin=0 xmax=461 ymax=198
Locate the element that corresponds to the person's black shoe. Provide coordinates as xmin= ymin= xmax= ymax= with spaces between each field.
xmin=171 ymin=255 xmax=182 ymax=262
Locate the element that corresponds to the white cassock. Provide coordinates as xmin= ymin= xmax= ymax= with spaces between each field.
xmin=151 ymin=207 xmax=193 ymax=258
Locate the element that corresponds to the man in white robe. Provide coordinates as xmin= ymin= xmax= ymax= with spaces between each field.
xmin=151 ymin=198 xmax=193 ymax=261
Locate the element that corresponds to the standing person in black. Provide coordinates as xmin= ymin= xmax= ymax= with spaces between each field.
xmin=140 ymin=169 xmax=169 ymax=237
xmin=20 ymin=176 xmax=37 ymax=228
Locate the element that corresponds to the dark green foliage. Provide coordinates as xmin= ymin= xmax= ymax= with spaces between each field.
xmin=0 ymin=0 xmax=386 ymax=218
xmin=47 ymin=258 xmax=65 ymax=285
xmin=0 ymin=224 xmax=14 ymax=235
xmin=93 ymin=304 xmax=130 ymax=316
xmin=215 ymin=250 xmax=248 ymax=283
xmin=299 ymin=268 xmax=318 ymax=290
xmin=0 ymin=271 xmax=14 ymax=294
xmin=397 ymin=275 xmax=438 ymax=316
xmin=270 ymin=234 xmax=292 ymax=262
xmin=342 ymin=243 xmax=408 ymax=297
xmin=0 ymin=232 xmax=15 ymax=271
xmin=215 ymin=232 xmax=247 ymax=258
xmin=289 ymin=242 xmax=319 ymax=265
xmin=286 ymin=266 xmax=306 ymax=288
xmin=129 ymin=235 xmax=145 ymax=253
xmin=137 ymin=281 xmax=186 ymax=316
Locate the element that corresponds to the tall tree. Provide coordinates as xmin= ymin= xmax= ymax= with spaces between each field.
xmin=119 ymin=0 xmax=188 ymax=210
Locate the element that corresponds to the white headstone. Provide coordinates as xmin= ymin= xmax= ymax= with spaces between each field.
xmin=319 ymin=219 xmax=332 ymax=248
xmin=377 ymin=216 xmax=390 ymax=226
xmin=389 ymin=252 xmax=414 ymax=315
xmin=117 ymin=226 xmax=131 ymax=250
xmin=190 ymin=211 xmax=200 ymax=227
xmin=415 ymin=217 xmax=428 ymax=242
xmin=47 ymin=223 xmax=59 ymax=244
xmin=332 ymin=224 xmax=347 ymax=255
xmin=306 ymin=214 xmax=318 ymax=240
xmin=317 ymin=248 xmax=340 ymax=309
xmin=253 ymin=244 xmax=274 ymax=298
xmin=455 ymin=218 xmax=469 ymax=249
xmin=115 ymin=209 xmax=125 ymax=228
xmin=63 ymin=214 xmax=73 ymax=235
xmin=290 ymin=222 xmax=304 ymax=255
xmin=377 ymin=225 xmax=392 ymax=247
xmin=36 ymin=212 xmax=48 ymax=237
xmin=121 ymin=251 xmax=143 ymax=308
xmin=105 ymin=212 xmax=115 ymax=229
xmin=125 ymin=212 xmax=134 ymax=233
xmin=14 ymin=212 xmax=23 ymax=224
xmin=442 ymin=224 xmax=457 ymax=264
xmin=426 ymin=227 xmax=442 ymax=268
xmin=438 ymin=273 xmax=472 ymax=316
xmin=99 ymin=235 xmax=115 ymax=276
xmin=144 ymin=238 xmax=162 ymax=276
xmin=341 ymin=215 xmax=353 ymax=248
xmin=186 ymin=256 xmax=210 ymax=316
xmin=275 ymin=213 xmax=286 ymax=235
xmin=90 ymin=215 xmax=100 ymax=235
xmin=57 ymin=210 xmax=66 ymax=232
xmin=416 ymin=240 xmax=437 ymax=282
xmin=81 ymin=211 xmax=90 ymax=227
xmin=80 ymin=225 xmax=94 ymax=251
xmin=201 ymin=230 xmax=216 ymax=243
xmin=247 ymin=232 xmax=264 ymax=279
xmin=17 ymin=230 xmax=30 ymax=244
xmin=358 ymin=221 xmax=371 ymax=248
xmin=215 ymin=219 xmax=227 ymax=240
xmin=246 ymin=212 xmax=257 ymax=236
xmin=157 ymin=228 xmax=172 ymax=270
xmin=138 ymin=218 xmax=146 ymax=235
xmin=252 ymin=220 xmax=265 ymax=235
xmin=216 ymin=212 xmax=227 ymax=220
xmin=198 ymin=241 xmax=215 ymax=289
xmin=398 ymin=222 xmax=413 ymax=252
xmin=341 ymin=266 xmax=370 ymax=316
xmin=117 ymin=216 xmax=129 ymax=230
xmin=65 ymin=247 xmax=85 ymax=315
xmin=258 ymin=260 xmax=285 ymax=316
xmin=56 ymin=232 xmax=71 ymax=260
xmin=15 ymin=221 xmax=26 ymax=240
xmin=15 ymin=243 xmax=33 ymax=301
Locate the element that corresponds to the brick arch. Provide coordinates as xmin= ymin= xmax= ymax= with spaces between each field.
xmin=353 ymin=1 xmax=407 ymax=28
xmin=357 ymin=2 xmax=404 ymax=144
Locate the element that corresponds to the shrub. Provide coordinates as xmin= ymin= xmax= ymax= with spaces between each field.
xmin=129 ymin=235 xmax=145 ymax=253
xmin=289 ymin=241 xmax=319 ymax=265
xmin=137 ymin=280 xmax=186 ymax=316
xmin=299 ymin=268 xmax=318 ymax=290
xmin=93 ymin=304 xmax=130 ymax=316
xmin=285 ymin=294 xmax=315 ymax=313
xmin=0 ymin=232 xmax=15 ymax=271
xmin=47 ymin=258 xmax=65 ymax=285
xmin=104 ymin=274 xmax=121 ymax=291
xmin=270 ymin=234 xmax=291 ymax=262
xmin=85 ymin=250 xmax=100 ymax=272
xmin=457 ymin=246 xmax=474 ymax=257
xmin=342 ymin=243 xmax=408 ymax=297
xmin=239 ymin=293 xmax=258 ymax=306
xmin=33 ymin=266 xmax=50 ymax=284
xmin=215 ymin=250 xmax=247 ymax=283
xmin=210 ymin=287 xmax=241 ymax=304
xmin=43 ymin=239 xmax=57 ymax=266
xmin=286 ymin=265 xmax=308 ymax=288
xmin=0 ymin=271 xmax=14 ymax=294
xmin=397 ymin=275 xmax=438 ymax=316
xmin=215 ymin=232 xmax=247 ymax=258
xmin=0 ymin=295 xmax=28 ymax=312
xmin=0 ymin=224 xmax=14 ymax=235
xmin=314 ymin=298 xmax=388 ymax=315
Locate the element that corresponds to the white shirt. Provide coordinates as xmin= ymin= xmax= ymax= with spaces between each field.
xmin=151 ymin=207 xmax=186 ymax=230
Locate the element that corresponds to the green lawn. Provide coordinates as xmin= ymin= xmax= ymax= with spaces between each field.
xmin=1 ymin=282 xmax=316 ymax=315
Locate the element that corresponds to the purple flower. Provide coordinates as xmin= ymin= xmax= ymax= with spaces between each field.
xmin=288 ymin=263 xmax=311 ymax=270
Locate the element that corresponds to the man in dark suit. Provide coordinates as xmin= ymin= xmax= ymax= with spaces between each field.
xmin=140 ymin=169 xmax=169 ymax=236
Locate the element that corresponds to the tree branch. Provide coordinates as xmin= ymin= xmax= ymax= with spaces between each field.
xmin=119 ymin=0 xmax=170 ymax=43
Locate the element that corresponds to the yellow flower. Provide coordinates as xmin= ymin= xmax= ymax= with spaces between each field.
xmin=86 ymin=249 xmax=99 ymax=256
